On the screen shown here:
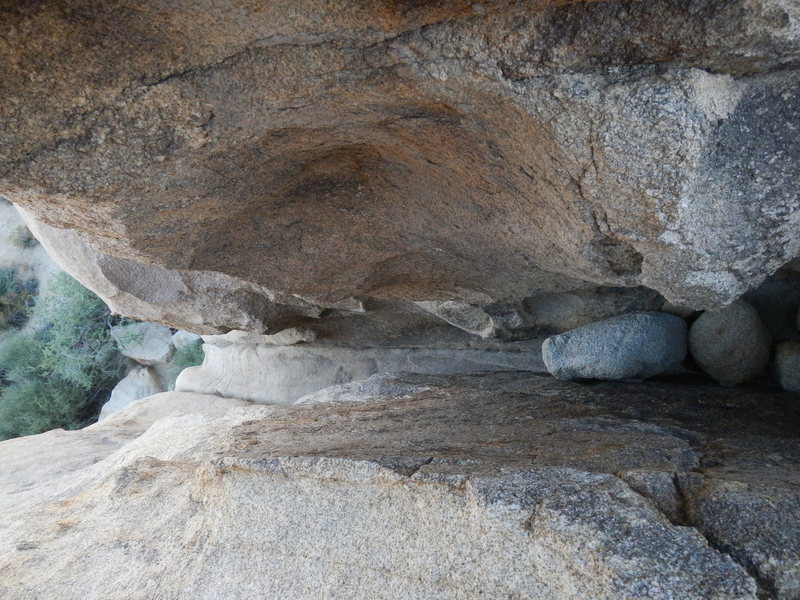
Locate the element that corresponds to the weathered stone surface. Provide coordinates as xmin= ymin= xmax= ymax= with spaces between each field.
xmin=774 ymin=341 xmax=800 ymax=392
xmin=111 ymin=321 xmax=174 ymax=365
xmin=1 ymin=1 xmax=798 ymax=336
xmin=99 ymin=366 xmax=163 ymax=419
xmin=679 ymin=474 xmax=800 ymax=600
xmin=689 ymin=300 xmax=773 ymax=385
xmin=3 ymin=373 xmax=800 ymax=599
xmin=542 ymin=312 xmax=687 ymax=380
xmin=295 ymin=373 xmax=432 ymax=405
xmin=18 ymin=208 xmax=322 ymax=335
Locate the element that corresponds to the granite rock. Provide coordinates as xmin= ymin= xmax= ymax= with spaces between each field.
xmin=3 ymin=373 xmax=800 ymax=599
xmin=1 ymin=1 xmax=798 ymax=335
xmin=171 ymin=330 xmax=202 ymax=351
xmin=689 ymin=300 xmax=773 ymax=385
xmin=175 ymin=342 xmax=546 ymax=404
xmin=542 ymin=311 xmax=687 ymax=380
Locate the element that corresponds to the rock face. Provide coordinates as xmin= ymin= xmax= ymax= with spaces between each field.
xmin=689 ymin=300 xmax=773 ymax=385
xmin=2 ymin=373 xmax=799 ymax=599
xmin=521 ymin=286 xmax=666 ymax=336
xmin=542 ymin=312 xmax=687 ymax=380
xmin=2 ymin=4 xmax=799 ymax=597
xmin=1 ymin=1 xmax=799 ymax=335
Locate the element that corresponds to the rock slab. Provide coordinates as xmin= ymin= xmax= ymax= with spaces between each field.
xmin=175 ymin=342 xmax=547 ymax=404
xmin=3 ymin=373 xmax=800 ymax=599
xmin=542 ymin=311 xmax=687 ymax=380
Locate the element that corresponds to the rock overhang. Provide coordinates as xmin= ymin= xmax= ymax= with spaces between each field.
xmin=1 ymin=0 xmax=799 ymax=337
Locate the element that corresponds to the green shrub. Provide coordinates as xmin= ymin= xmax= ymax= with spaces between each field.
xmin=0 ymin=267 xmax=37 ymax=330
xmin=9 ymin=225 xmax=38 ymax=249
xmin=0 ymin=273 xmax=126 ymax=440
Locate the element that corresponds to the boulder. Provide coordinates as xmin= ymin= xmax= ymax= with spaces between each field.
xmin=542 ymin=312 xmax=687 ymax=381
xmin=171 ymin=330 xmax=202 ymax=351
xmin=4 ymin=373 xmax=800 ymax=599
xmin=689 ymin=300 xmax=772 ymax=385
xmin=99 ymin=367 xmax=163 ymax=419
xmin=1 ymin=2 xmax=799 ymax=336
xmin=111 ymin=322 xmax=174 ymax=366
xmin=773 ymin=341 xmax=800 ymax=392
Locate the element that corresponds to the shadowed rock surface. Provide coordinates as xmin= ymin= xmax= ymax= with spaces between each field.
xmin=1 ymin=373 xmax=798 ymax=599
xmin=1 ymin=0 xmax=799 ymax=335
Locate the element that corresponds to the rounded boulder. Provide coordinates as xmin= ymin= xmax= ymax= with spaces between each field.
xmin=689 ymin=300 xmax=772 ymax=385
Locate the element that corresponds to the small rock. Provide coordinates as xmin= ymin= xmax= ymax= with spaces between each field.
xmin=542 ymin=311 xmax=687 ymax=381
xmin=99 ymin=367 xmax=163 ymax=419
xmin=171 ymin=330 xmax=202 ymax=351
xmin=415 ymin=301 xmax=495 ymax=338
xmin=774 ymin=341 xmax=800 ymax=392
xmin=689 ymin=300 xmax=772 ymax=385
xmin=111 ymin=322 xmax=174 ymax=365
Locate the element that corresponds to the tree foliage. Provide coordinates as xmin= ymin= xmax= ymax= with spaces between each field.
xmin=0 ymin=273 xmax=126 ymax=440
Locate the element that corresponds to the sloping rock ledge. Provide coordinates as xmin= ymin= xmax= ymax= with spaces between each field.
xmin=1 ymin=373 xmax=798 ymax=599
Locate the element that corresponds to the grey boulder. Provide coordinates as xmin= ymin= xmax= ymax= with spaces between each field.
xmin=171 ymin=329 xmax=202 ymax=350
xmin=774 ymin=341 xmax=800 ymax=392
xmin=689 ymin=300 xmax=772 ymax=385
xmin=542 ymin=312 xmax=687 ymax=381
